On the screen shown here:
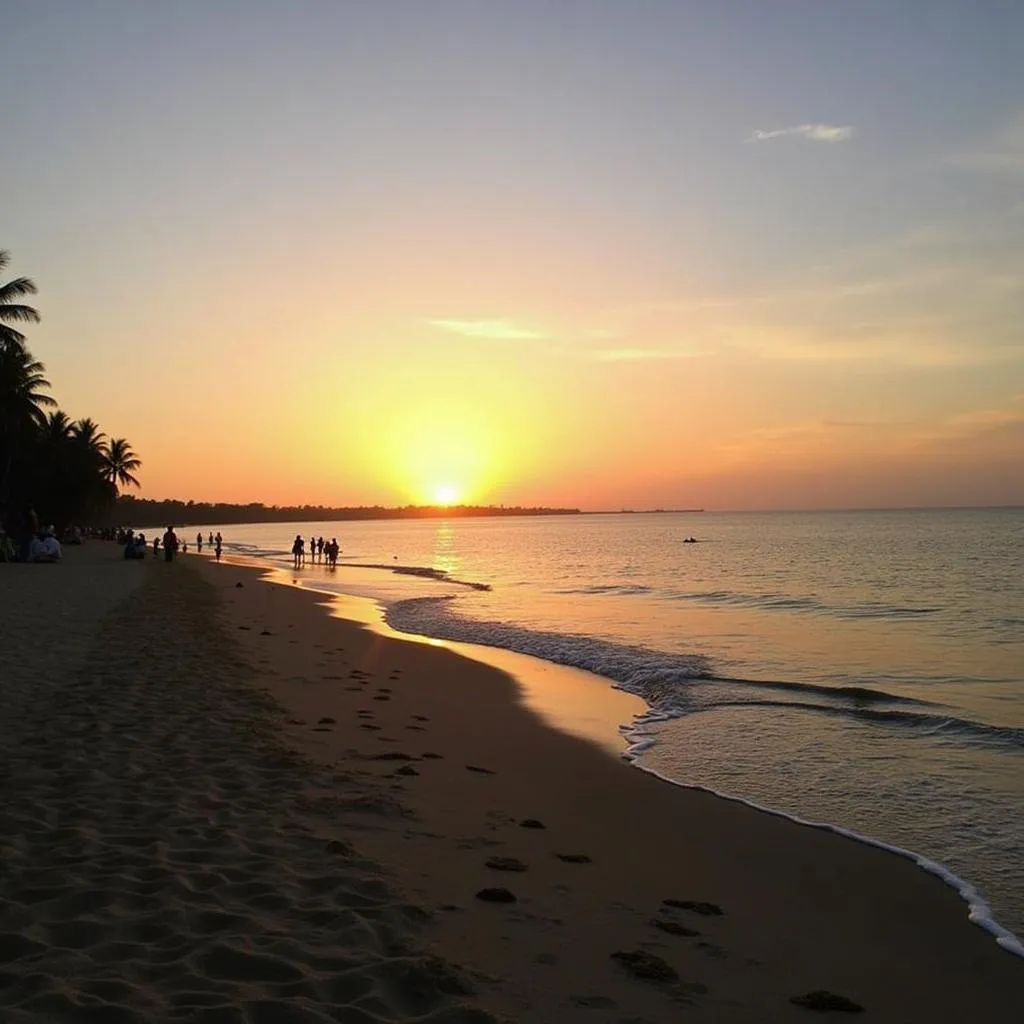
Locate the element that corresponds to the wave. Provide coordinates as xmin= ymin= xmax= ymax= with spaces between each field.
xmin=555 ymin=583 xmax=941 ymax=621
xmin=699 ymin=699 xmax=1024 ymax=752
xmin=384 ymin=596 xmax=1024 ymax=753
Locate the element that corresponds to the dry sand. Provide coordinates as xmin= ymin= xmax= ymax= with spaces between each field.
xmin=0 ymin=547 xmax=491 ymax=1023
xmin=2 ymin=545 xmax=1022 ymax=1023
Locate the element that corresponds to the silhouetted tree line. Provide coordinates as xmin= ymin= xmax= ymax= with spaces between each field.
xmin=110 ymin=496 xmax=581 ymax=529
xmin=0 ymin=250 xmax=141 ymax=538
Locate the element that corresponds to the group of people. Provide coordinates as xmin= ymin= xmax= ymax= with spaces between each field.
xmin=194 ymin=531 xmax=223 ymax=560
xmin=120 ymin=527 xmax=223 ymax=562
xmin=291 ymin=534 xmax=340 ymax=569
xmin=0 ymin=505 xmax=67 ymax=563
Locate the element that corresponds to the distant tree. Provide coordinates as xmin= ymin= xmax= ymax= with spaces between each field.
xmin=0 ymin=250 xmax=40 ymax=350
xmin=103 ymin=437 xmax=142 ymax=491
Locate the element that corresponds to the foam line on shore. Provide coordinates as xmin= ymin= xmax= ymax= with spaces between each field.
xmin=620 ymin=711 xmax=1024 ymax=959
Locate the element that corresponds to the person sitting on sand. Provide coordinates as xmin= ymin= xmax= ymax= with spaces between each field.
xmin=29 ymin=530 xmax=61 ymax=563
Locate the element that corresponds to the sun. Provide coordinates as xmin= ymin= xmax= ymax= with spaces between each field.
xmin=432 ymin=483 xmax=460 ymax=506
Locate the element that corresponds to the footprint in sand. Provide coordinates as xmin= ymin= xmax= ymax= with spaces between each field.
xmin=652 ymin=918 xmax=700 ymax=937
xmin=422 ymin=752 xmax=444 ymax=760
xmin=237 ymin=625 xmax=251 ymax=631
xmin=555 ymin=853 xmax=592 ymax=864
xmin=412 ymin=715 xmax=429 ymax=722
xmin=610 ymin=950 xmax=678 ymax=983
xmin=662 ymin=899 xmax=723 ymax=916
xmin=260 ymin=629 xmax=273 ymax=636
xmin=465 ymin=765 xmax=496 ymax=775
xmin=475 ymin=887 xmax=517 ymax=903
xmin=377 ymin=687 xmax=392 ymax=693
xmin=345 ymin=687 xmax=363 ymax=692
xmin=360 ymin=724 xmax=381 ymax=731
xmin=312 ymin=726 xmax=332 ymax=732
xmin=395 ymin=765 xmax=419 ymax=777
xmin=405 ymin=725 xmax=426 ymax=731
xmin=373 ymin=696 xmax=391 ymax=702
xmin=519 ymin=819 xmax=546 ymax=830
xmin=790 ymin=991 xmax=864 ymax=1013
xmin=285 ymin=718 xmax=306 ymax=726
xmin=485 ymin=857 xmax=528 ymax=872
xmin=318 ymin=717 xmax=336 ymax=725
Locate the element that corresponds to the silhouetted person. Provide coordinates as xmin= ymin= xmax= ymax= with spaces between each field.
xmin=292 ymin=535 xmax=303 ymax=569
xmin=163 ymin=526 xmax=178 ymax=562
xmin=208 ymin=531 xmax=214 ymax=547
xmin=152 ymin=536 xmax=160 ymax=559
xmin=214 ymin=536 xmax=222 ymax=561
xmin=196 ymin=532 xmax=203 ymax=552
xmin=317 ymin=537 xmax=325 ymax=563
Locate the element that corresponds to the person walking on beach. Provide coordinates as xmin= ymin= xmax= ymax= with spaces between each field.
xmin=196 ymin=532 xmax=203 ymax=553
xmin=163 ymin=526 xmax=178 ymax=562
xmin=292 ymin=535 xmax=303 ymax=569
xmin=214 ymin=535 xmax=222 ymax=561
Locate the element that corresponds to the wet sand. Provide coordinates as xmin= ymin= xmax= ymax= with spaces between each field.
xmin=1 ymin=544 xmax=1021 ymax=1022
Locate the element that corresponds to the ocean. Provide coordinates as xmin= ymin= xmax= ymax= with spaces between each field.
xmin=200 ymin=509 xmax=1023 ymax=946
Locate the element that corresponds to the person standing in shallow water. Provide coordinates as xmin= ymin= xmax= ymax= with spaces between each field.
xmin=214 ymin=535 xmax=222 ymax=561
xmin=152 ymin=536 xmax=160 ymax=559
xmin=196 ymin=532 xmax=203 ymax=553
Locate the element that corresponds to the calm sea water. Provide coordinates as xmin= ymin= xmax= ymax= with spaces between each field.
xmin=203 ymin=510 xmax=1023 ymax=942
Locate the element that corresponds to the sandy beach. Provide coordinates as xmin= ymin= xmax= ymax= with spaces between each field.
xmin=2 ymin=545 xmax=1022 ymax=1023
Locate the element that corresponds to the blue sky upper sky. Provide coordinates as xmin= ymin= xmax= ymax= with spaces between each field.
xmin=3 ymin=1 xmax=1022 ymax=507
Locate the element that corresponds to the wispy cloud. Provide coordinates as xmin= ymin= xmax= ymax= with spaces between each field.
xmin=594 ymin=348 xmax=707 ymax=362
xmin=748 ymin=123 xmax=854 ymax=143
xmin=427 ymin=318 xmax=546 ymax=340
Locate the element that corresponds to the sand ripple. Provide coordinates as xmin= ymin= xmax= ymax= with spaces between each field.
xmin=0 ymin=561 xmax=490 ymax=1023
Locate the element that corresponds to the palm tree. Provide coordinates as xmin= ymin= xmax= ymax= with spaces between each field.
xmin=71 ymin=417 xmax=107 ymax=452
xmin=0 ymin=250 xmax=40 ymax=350
xmin=0 ymin=342 xmax=56 ymax=499
xmin=0 ymin=342 xmax=56 ymax=432
xmin=103 ymin=437 xmax=142 ymax=491
xmin=42 ymin=409 xmax=73 ymax=443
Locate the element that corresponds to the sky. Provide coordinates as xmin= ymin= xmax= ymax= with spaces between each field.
xmin=3 ymin=0 xmax=1023 ymax=510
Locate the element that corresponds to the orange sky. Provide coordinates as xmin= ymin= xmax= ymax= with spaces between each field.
xmin=5 ymin=3 xmax=1023 ymax=510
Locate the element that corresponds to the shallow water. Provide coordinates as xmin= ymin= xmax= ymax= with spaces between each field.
xmin=199 ymin=509 xmax=1024 ymax=940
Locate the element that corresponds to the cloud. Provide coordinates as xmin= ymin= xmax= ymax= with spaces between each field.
xmin=748 ymin=123 xmax=854 ymax=143
xmin=594 ymin=348 xmax=707 ymax=362
xmin=427 ymin=318 xmax=547 ymax=340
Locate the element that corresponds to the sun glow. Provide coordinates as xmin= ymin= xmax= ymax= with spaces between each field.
xmin=433 ymin=483 xmax=460 ymax=506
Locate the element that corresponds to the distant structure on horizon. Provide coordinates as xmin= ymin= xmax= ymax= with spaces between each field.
xmin=110 ymin=496 xmax=583 ymax=529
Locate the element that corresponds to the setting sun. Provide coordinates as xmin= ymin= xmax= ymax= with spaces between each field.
xmin=433 ymin=484 xmax=459 ymax=506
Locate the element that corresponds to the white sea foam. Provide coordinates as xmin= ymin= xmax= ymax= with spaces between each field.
xmin=618 ymin=712 xmax=1024 ymax=958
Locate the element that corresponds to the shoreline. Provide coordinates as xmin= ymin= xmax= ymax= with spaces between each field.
xmin=195 ymin=550 xmax=1024 ymax=1020
xmin=212 ymin=550 xmax=1024 ymax=959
